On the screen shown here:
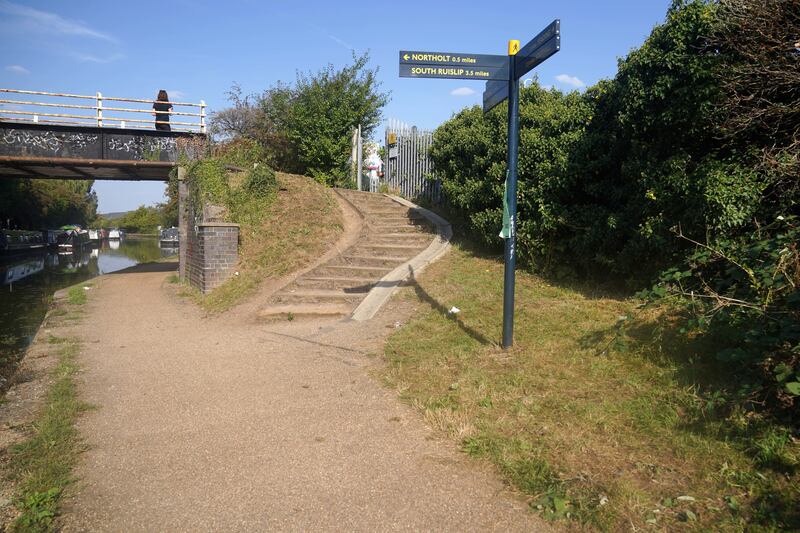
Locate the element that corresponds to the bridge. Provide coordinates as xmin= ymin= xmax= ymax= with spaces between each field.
xmin=0 ymin=88 xmax=206 ymax=181
xmin=0 ymin=88 xmax=209 ymax=280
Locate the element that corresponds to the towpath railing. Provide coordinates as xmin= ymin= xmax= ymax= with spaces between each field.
xmin=0 ymin=88 xmax=206 ymax=133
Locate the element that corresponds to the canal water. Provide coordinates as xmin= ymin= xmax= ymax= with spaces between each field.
xmin=0 ymin=238 xmax=177 ymax=391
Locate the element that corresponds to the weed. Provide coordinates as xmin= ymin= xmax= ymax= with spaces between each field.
xmin=66 ymin=285 xmax=87 ymax=305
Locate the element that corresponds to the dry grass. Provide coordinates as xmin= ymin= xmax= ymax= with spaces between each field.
xmin=381 ymin=244 xmax=799 ymax=531
xmin=198 ymin=173 xmax=343 ymax=313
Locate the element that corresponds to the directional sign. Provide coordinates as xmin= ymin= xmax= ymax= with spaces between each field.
xmin=400 ymin=64 xmax=509 ymax=81
xmin=482 ymin=20 xmax=561 ymax=113
xmin=398 ymin=21 xmax=561 ymax=348
xmin=399 ymin=51 xmax=507 ymax=68
xmin=515 ymin=20 xmax=560 ymax=77
xmin=483 ymin=80 xmax=507 ymax=113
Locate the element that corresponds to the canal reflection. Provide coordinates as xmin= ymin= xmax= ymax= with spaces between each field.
xmin=0 ymin=238 xmax=176 ymax=391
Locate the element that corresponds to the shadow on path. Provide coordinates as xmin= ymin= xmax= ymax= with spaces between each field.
xmin=108 ymin=261 xmax=178 ymax=275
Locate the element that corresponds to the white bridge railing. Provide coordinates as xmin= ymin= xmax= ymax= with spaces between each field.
xmin=0 ymin=88 xmax=206 ymax=133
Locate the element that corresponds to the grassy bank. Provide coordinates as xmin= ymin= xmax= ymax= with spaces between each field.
xmin=3 ymin=285 xmax=91 ymax=531
xmin=381 ymin=244 xmax=798 ymax=531
xmin=192 ymin=172 xmax=343 ymax=313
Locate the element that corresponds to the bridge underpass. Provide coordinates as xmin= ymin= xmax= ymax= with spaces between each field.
xmin=0 ymin=88 xmax=208 ymax=279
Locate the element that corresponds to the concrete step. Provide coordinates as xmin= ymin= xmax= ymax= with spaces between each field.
xmin=257 ymin=303 xmax=352 ymax=321
xmin=363 ymin=210 xmax=425 ymax=219
xmin=349 ymin=246 xmax=425 ymax=259
xmin=340 ymin=254 xmax=408 ymax=268
xmin=362 ymin=238 xmax=432 ymax=249
xmin=274 ymin=289 xmax=365 ymax=304
xmin=369 ymin=224 xmax=429 ymax=233
xmin=296 ymin=276 xmax=376 ymax=291
xmin=368 ymin=216 xmax=429 ymax=225
xmin=372 ymin=232 xmax=434 ymax=240
xmin=311 ymin=264 xmax=391 ymax=278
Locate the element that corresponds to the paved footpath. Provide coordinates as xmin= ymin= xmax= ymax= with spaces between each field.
xmin=60 ymin=263 xmax=547 ymax=532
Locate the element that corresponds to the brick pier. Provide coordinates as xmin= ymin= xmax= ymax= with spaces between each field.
xmin=186 ymin=222 xmax=240 ymax=293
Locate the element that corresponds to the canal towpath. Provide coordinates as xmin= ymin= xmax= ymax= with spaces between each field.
xmin=57 ymin=261 xmax=547 ymax=531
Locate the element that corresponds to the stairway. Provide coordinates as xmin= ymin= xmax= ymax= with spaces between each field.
xmin=256 ymin=189 xmax=439 ymax=321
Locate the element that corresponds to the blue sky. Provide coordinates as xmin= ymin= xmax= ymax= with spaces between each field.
xmin=0 ymin=0 xmax=670 ymax=213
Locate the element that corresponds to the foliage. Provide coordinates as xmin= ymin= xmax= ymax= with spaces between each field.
xmin=432 ymin=0 xmax=726 ymax=281
xmin=430 ymin=87 xmax=592 ymax=271
xmin=712 ymin=0 xmax=799 ymax=181
xmin=211 ymin=53 xmax=389 ymax=187
xmin=111 ymin=205 xmax=165 ymax=233
xmin=642 ymin=216 xmax=800 ymax=421
xmin=0 ymin=179 xmax=97 ymax=229
xmin=182 ymin=137 xmax=277 ymax=227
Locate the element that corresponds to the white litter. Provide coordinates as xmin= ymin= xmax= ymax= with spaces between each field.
xmin=448 ymin=306 xmax=460 ymax=315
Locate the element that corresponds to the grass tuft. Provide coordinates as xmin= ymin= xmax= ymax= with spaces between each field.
xmin=7 ymin=337 xmax=89 ymax=532
xmin=66 ymin=285 xmax=88 ymax=306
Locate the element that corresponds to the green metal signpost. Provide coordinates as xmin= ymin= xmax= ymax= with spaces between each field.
xmin=400 ymin=20 xmax=561 ymax=348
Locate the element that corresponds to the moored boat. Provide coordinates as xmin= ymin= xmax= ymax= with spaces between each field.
xmin=42 ymin=229 xmax=64 ymax=249
xmin=108 ymin=228 xmax=125 ymax=241
xmin=0 ymin=229 xmax=47 ymax=255
xmin=159 ymin=227 xmax=179 ymax=247
xmin=57 ymin=225 xmax=90 ymax=250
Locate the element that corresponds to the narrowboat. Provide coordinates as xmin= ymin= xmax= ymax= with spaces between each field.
xmin=159 ymin=227 xmax=179 ymax=247
xmin=43 ymin=229 xmax=64 ymax=249
xmin=57 ymin=225 xmax=90 ymax=251
xmin=88 ymin=228 xmax=107 ymax=242
xmin=108 ymin=228 xmax=125 ymax=241
xmin=0 ymin=229 xmax=47 ymax=255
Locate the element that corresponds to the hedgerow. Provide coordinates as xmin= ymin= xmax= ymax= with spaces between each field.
xmin=430 ymin=0 xmax=800 ymax=421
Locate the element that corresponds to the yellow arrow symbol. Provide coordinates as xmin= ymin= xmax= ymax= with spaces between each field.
xmin=403 ymin=54 xmax=410 ymax=61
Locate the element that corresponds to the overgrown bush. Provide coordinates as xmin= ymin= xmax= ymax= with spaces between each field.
xmin=182 ymin=138 xmax=277 ymax=226
xmin=431 ymin=0 xmax=727 ymax=281
xmin=643 ymin=216 xmax=800 ymax=421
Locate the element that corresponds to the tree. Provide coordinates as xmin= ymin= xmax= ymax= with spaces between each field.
xmin=212 ymin=52 xmax=389 ymax=186
xmin=115 ymin=205 xmax=164 ymax=233
xmin=282 ymin=53 xmax=389 ymax=185
xmin=0 ymin=178 xmax=97 ymax=229
xmin=208 ymin=84 xmax=260 ymax=140
xmin=710 ymin=0 xmax=800 ymax=211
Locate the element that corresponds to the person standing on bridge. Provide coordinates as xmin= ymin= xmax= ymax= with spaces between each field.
xmin=153 ymin=90 xmax=173 ymax=131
